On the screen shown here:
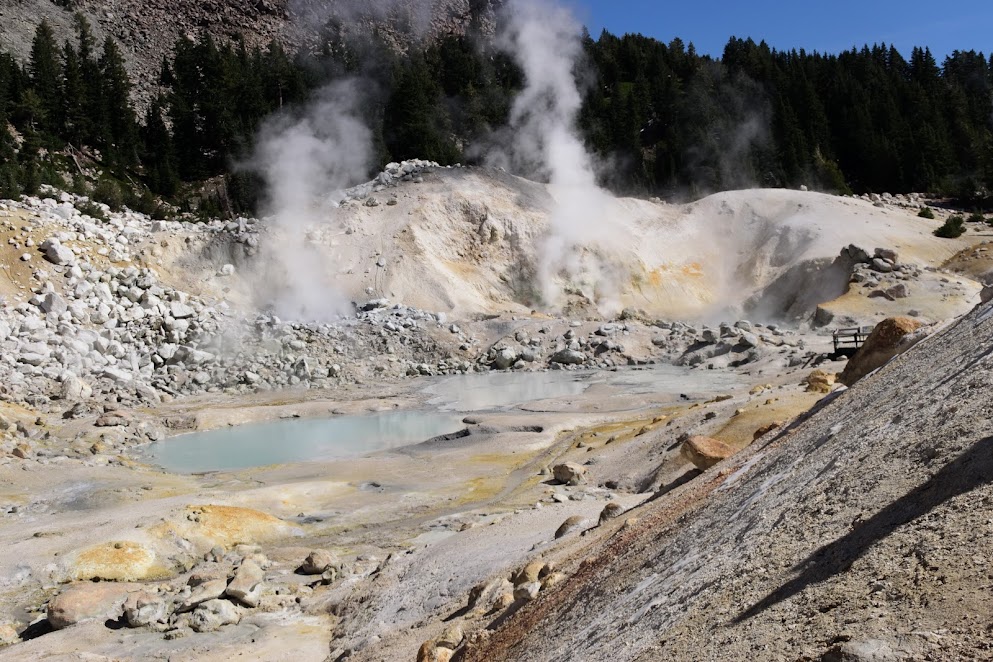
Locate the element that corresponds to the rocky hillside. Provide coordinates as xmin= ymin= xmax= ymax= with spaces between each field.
xmin=0 ymin=0 xmax=500 ymax=104
xmin=463 ymin=298 xmax=993 ymax=660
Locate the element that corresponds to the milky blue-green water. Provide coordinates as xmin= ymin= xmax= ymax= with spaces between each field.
xmin=141 ymin=411 xmax=463 ymax=473
xmin=143 ymin=366 xmax=744 ymax=473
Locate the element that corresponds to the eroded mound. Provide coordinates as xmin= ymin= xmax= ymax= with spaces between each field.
xmin=179 ymin=168 xmax=973 ymax=321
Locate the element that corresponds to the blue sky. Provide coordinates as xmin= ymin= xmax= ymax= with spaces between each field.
xmin=573 ymin=1 xmax=992 ymax=60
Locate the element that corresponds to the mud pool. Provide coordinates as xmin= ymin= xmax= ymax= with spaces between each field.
xmin=141 ymin=411 xmax=464 ymax=473
xmin=425 ymin=365 xmax=746 ymax=411
xmin=143 ymin=366 xmax=745 ymax=473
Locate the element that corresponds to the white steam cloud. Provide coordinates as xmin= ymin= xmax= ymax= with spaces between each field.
xmin=491 ymin=0 xmax=629 ymax=314
xmin=253 ymin=80 xmax=372 ymax=322
xmin=252 ymin=0 xmax=629 ymax=320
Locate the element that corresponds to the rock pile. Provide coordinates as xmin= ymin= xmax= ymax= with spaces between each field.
xmin=43 ymin=545 xmax=343 ymax=637
xmin=672 ymin=320 xmax=796 ymax=369
xmin=0 ymin=189 xmax=488 ymax=419
xmin=481 ymin=319 xmax=799 ymax=373
xmin=340 ymin=159 xmax=455 ymax=204
xmin=846 ymin=246 xmax=923 ymax=302
xmin=425 ymin=558 xmax=566 ymax=661
xmin=0 ymin=181 xmax=817 ymax=451
xmin=854 ymin=191 xmax=925 ymax=210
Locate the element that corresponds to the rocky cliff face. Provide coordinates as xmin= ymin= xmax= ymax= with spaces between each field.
xmin=0 ymin=0 xmax=501 ymax=106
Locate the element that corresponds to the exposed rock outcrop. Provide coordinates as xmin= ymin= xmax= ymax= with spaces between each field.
xmin=839 ymin=316 xmax=924 ymax=386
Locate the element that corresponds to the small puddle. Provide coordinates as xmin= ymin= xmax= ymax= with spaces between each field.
xmin=141 ymin=411 xmax=463 ymax=474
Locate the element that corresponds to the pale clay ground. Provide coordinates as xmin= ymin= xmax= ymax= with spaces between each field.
xmin=0 ymin=173 xmax=989 ymax=661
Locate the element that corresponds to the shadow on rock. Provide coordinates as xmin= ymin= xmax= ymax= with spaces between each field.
xmin=736 ymin=434 xmax=993 ymax=623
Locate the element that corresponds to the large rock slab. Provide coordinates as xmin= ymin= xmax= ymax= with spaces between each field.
xmin=47 ymin=582 xmax=136 ymax=630
xmin=680 ymin=435 xmax=734 ymax=470
xmin=152 ymin=505 xmax=300 ymax=551
xmin=224 ymin=560 xmax=264 ymax=607
xmin=178 ymin=579 xmax=227 ymax=612
xmin=839 ymin=317 xmax=925 ymax=386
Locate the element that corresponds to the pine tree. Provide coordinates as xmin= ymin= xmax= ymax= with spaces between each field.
xmin=17 ymin=125 xmax=43 ymax=196
xmin=141 ymin=95 xmax=178 ymax=195
xmin=384 ymin=55 xmax=459 ymax=164
xmin=28 ymin=19 xmax=62 ymax=138
xmin=74 ymin=13 xmax=101 ymax=145
xmin=167 ymin=38 xmax=203 ymax=180
xmin=61 ymin=41 xmax=86 ymax=145
xmin=14 ymin=88 xmax=46 ymax=133
xmin=99 ymin=37 xmax=138 ymax=167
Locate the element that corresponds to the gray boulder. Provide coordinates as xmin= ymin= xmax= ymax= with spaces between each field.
xmin=169 ymin=302 xmax=195 ymax=319
xmin=552 ymin=462 xmax=587 ymax=486
xmin=874 ymin=247 xmax=899 ymax=263
xmin=60 ymin=374 xmax=93 ymax=400
xmin=870 ymin=258 xmax=894 ymax=273
xmin=737 ymin=332 xmax=760 ymax=349
xmin=300 ymin=549 xmax=338 ymax=575
xmin=554 ymin=515 xmax=585 ymax=539
xmin=886 ymin=283 xmax=909 ymax=299
xmin=493 ymin=347 xmax=518 ymax=370
xmin=550 ymin=349 xmax=585 ymax=365
xmin=224 ymin=560 xmax=264 ymax=608
xmin=123 ymin=591 xmax=169 ymax=628
xmin=44 ymin=241 xmax=75 ymax=265
xmin=189 ymin=599 xmax=240 ymax=633
xmin=39 ymin=292 xmax=68 ymax=315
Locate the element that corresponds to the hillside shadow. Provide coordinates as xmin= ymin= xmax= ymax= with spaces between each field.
xmin=936 ymin=343 xmax=993 ymax=390
xmin=735 ymin=434 xmax=993 ymax=623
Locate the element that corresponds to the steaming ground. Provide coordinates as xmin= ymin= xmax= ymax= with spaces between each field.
xmin=200 ymin=165 xmax=979 ymax=323
xmin=0 ymin=166 xmax=989 ymax=660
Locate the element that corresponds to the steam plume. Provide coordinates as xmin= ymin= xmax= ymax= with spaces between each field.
xmin=492 ymin=0 xmax=628 ymax=313
xmin=253 ymin=80 xmax=372 ymax=322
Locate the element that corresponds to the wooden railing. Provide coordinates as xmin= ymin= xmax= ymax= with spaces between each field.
xmin=832 ymin=326 xmax=873 ymax=357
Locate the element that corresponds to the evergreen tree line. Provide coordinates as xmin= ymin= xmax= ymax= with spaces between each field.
xmin=1 ymin=17 xmax=991 ymax=213
xmin=0 ymin=16 xmax=139 ymax=199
